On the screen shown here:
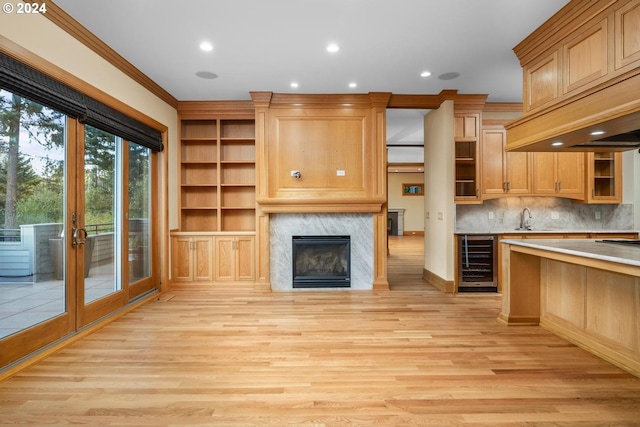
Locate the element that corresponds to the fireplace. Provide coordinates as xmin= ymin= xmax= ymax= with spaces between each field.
xmin=292 ymin=235 xmax=351 ymax=288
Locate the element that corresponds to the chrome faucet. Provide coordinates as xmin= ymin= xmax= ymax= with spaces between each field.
xmin=520 ymin=207 xmax=532 ymax=230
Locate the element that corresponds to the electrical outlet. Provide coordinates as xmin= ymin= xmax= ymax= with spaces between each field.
xmin=336 ymin=169 xmax=345 ymax=176
xmin=551 ymin=211 xmax=559 ymax=220
xmin=426 ymin=212 xmax=430 ymax=219
xmin=595 ymin=211 xmax=601 ymax=220
xmin=488 ymin=211 xmax=494 ymax=220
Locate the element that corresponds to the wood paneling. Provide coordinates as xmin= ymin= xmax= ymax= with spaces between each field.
xmin=542 ymin=259 xmax=586 ymax=328
xmin=507 ymin=0 xmax=640 ymax=151
xmin=586 ymin=269 xmax=640 ymax=352
xmin=525 ymin=52 xmax=559 ymax=111
xmin=615 ymin=0 xmax=640 ymax=69
xmin=256 ymin=93 xmax=388 ymax=211
xmin=563 ymin=18 xmax=609 ymax=93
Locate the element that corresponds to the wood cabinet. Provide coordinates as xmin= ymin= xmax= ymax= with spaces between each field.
xmin=481 ymin=127 xmax=531 ymax=198
xmin=214 ymin=235 xmax=255 ymax=282
xmin=173 ymin=107 xmax=257 ymax=284
xmin=583 ymin=152 xmax=622 ymax=204
xmin=532 ymin=152 xmax=584 ymax=199
xmin=179 ymin=117 xmax=256 ymax=232
xmin=454 ymin=113 xmax=481 ymax=203
xmin=171 ymin=235 xmax=213 ymax=282
xmin=506 ymin=0 xmax=640 ymax=151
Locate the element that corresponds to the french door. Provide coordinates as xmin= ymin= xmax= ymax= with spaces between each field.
xmin=0 ymin=100 xmax=157 ymax=368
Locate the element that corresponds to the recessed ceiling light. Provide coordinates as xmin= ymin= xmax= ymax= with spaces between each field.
xmin=290 ymin=82 xmax=299 ymax=88
xmin=420 ymin=71 xmax=432 ymax=78
xmin=199 ymin=41 xmax=213 ymax=52
xmin=326 ymin=43 xmax=340 ymax=53
xmin=551 ymin=141 xmax=564 ymax=146
xmin=589 ymin=130 xmax=606 ymax=136
xmin=349 ymin=82 xmax=357 ymax=88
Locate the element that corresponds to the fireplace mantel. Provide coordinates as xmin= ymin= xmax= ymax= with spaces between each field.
xmin=257 ymin=198 xmax=385 ymax=213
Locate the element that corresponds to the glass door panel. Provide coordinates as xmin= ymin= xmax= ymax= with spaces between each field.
xmin=0 ymin=91 xmax=67 ymax=339
xmin=128 ymin=142 xmax=151 ymax=286
xmin=82 ymin=126 xmax=121 ymax=305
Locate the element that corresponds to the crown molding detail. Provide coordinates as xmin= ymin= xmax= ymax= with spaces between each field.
xmin=43 ymin=0 xmax=178 ymax=108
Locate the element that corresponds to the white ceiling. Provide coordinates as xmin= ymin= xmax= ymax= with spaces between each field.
xmin=52 ymin=0 xmax=570 ymax=168
xmin=53 ymin=0 xmax=569 ymax=102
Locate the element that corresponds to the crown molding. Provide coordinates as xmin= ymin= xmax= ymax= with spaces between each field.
xmin=44 ymin=0 xmax=178 ymax=108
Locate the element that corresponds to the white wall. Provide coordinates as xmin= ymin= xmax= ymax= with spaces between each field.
xmin=423 ymin=100 xmax=455 ymax=281
xmin=0 ymin=11 xmax=178 ymax=228
xmin=387 ymin=172 xmax=424 ymax=233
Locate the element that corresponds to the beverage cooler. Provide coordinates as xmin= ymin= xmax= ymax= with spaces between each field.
xmin=457 ymin=234 xmax=497 ymax=292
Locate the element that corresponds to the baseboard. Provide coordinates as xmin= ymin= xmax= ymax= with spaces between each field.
xmin=423 ymin=268 xmax=454 ymax=293
xmin=403 ymin=231 xmax=424 ymax=236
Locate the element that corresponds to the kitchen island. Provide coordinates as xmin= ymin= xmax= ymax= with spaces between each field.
xmin=500 ymin=238 xmax=640 ymax=377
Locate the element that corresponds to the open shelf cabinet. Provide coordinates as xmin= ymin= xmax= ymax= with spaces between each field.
xmin=179 ymin=117 xmax=256 ymax=232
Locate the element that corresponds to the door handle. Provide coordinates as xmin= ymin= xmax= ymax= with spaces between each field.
xmin=72 ymin=226 xmax=88 ymax=246
xmin=71 ymin=213 xmax=88 ymax=247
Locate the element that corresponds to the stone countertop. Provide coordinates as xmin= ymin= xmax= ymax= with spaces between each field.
xmin=500 ymin=238 xmax=640 ymax=267
xmin=454 ymin=229 xmax=638 ymax=235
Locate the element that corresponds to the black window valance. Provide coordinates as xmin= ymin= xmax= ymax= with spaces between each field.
xmin=0 ymin=52 xmax=163 ymax=152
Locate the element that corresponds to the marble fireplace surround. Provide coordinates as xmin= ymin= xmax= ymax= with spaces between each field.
xmin=269 ymin=213 xmax=375 ymax=291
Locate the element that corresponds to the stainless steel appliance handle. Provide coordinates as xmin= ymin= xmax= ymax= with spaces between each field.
xmin=464 ymin=235 xmax=469 ymax=268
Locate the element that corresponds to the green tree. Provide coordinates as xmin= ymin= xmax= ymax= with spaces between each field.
xmin=0 ymin=92 xmax=64 ymax=230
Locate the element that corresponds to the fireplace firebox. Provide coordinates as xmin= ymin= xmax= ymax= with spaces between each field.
xmin=292 ymin=235 xmax=351 ymax=288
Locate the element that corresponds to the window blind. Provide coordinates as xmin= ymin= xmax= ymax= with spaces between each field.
xmin=0 ymin=52 xmax=163 ymax=152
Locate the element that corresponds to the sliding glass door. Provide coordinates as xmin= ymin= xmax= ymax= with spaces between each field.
xmin=0 ymin=90 xmax=159 ymax=366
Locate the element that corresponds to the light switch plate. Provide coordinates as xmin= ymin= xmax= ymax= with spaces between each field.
xmin=551 ymin=211 xmax=559 ymax=220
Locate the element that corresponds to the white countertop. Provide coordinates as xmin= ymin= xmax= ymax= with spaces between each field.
xmin=455 ymin=229 xmax=637 ymax=235
xmin=500 ymin=238 xmax=640 ymax=267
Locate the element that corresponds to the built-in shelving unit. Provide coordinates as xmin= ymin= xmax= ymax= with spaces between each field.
xmin=179 ymin=118 xmax=256 ymax=232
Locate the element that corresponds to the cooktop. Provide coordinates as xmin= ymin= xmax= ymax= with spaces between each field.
xmin=597 ymin=239 xmax=640 ymax=246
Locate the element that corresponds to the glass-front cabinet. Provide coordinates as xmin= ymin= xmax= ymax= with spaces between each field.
xmin=454 ymin=113 xmax=481 ymax=203
xmin=584 ymin=152 xmax=622 ymax=203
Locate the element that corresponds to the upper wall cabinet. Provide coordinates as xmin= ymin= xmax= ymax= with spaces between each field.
xmin=481 ymin=127 xmax=531 ymax=199
xmin=582 ymin=151 xmax=623 ymax=203
xmin=454 ymin=113 xmax=481 ymax=203
xmin=506 ymin=0 xmax=640 ymax=152
xmin=521 ymin=0 xmax=640 ymax=115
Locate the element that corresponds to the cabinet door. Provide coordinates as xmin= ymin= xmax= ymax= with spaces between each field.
xmin=235 ymin=236 xmax=255 ymax=281
xmin=481 ymin=129 xmax=506 ymax=197
xmin=214 ymin=237 xmax=235 ymax=282
xmin=505 ymin=151 xmax=531 ymax=195
xmin=585 ymin=152 xmax=622 ymax=203
xmin=193 ymin=237 xmax=213 ymax=281
xmin=455 ymin=113 xmax=481 ymax=203
xmin=556 ymin=152 xmax=584 ymax=197
xmin=171 ymin=236 xmax=194 ymax=281
xmin=532 ymin=152 xmax=557 ymax=195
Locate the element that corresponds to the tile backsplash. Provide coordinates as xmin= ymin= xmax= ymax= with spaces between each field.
xmin=456 ymin=197 xmax=634 ymax=232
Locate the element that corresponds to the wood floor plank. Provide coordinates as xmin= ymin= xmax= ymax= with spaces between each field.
xmin=1 ymin=236 xmax=640 ymax=425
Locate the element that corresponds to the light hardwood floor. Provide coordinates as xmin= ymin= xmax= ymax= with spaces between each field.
xmin=1 ymin=236 xmax=639 ymax=426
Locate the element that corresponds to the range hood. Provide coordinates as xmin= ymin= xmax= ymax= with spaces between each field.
xmin=505 ymin=71 xmax=640 ymax=153
xmin=504 ymin=0 xmax=640 ymax=154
